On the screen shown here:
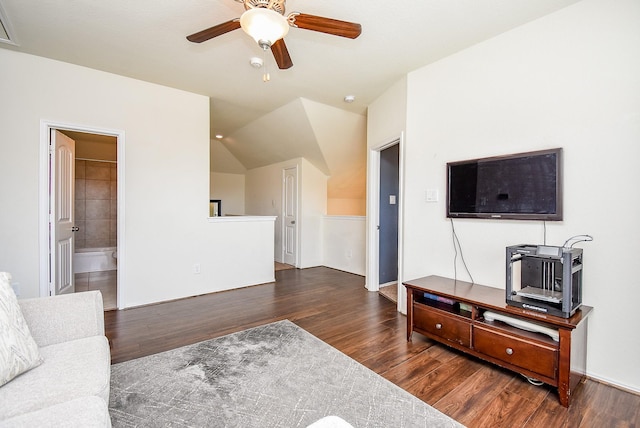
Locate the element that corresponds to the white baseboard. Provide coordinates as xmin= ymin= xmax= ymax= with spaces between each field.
xmin=587 ymin=372 xmax=640 ymax=395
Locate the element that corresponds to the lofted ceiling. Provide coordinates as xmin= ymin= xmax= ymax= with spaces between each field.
xmin=1 ymin=0 xmax=581 ymax=182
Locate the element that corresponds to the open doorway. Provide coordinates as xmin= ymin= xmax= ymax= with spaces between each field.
xmin=378 ymin=143 xmax=400 ymax=303
xmin=40 ymin=121 xmax=124 ymax=311
xmin=366 ymin=134 xmax=404 ymax=311
xmin=63 ymin=130 xmax=118 ymax=310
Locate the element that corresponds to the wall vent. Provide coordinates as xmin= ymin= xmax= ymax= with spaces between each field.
xmin=0 ymin=2 xmax=17 ymax=46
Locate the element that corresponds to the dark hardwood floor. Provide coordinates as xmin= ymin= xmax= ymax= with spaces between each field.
xmin=105 ymin=267 xmax=639 ymax=427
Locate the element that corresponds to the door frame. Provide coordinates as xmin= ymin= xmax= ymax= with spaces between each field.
xmin=366 ymin=133 xmax=405 ymax=312
xmin=39 ymin=120 xmax=126 ymax=309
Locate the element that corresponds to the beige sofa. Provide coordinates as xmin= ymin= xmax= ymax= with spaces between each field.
xmin=0 ymin=291 xmax=111 ymax=427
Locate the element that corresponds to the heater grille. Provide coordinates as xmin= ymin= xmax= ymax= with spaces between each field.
xmin=0 ymin=3 xmax=16 ymax=45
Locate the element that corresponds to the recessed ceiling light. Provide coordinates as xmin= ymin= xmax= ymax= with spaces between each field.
xmin=344 ymin=95 xmax=356 ymax=103
xmin=215 ymin=134 xmax=223 ymax=139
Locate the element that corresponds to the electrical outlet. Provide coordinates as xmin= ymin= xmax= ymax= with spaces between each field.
xmin=193 ymin=264 xmax=201 ymax=274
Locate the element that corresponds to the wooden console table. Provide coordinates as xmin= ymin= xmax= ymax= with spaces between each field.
xmin=404 ymin=275 xmax=592 ymax=407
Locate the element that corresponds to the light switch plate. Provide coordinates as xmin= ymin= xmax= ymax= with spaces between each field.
xmin=426 ymin=189 xmax=439 ymax=202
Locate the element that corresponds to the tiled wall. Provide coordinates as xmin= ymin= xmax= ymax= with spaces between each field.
xmin=75 ymin=160 xmax=117 ymax=249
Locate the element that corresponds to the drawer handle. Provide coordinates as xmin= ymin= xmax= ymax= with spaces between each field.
xmin=435 ymin=323 xmax=442 ymax=330
xmin=506 ymin=347 xmax=514 ymax=355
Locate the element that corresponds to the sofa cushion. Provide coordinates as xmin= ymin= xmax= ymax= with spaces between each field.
xmin=0 ymin=396 xmax=112 ymax=428
xmin=0 ymin=272 xmax=42 ymax=387
xmin=0 ymin=335 xmax=110 ymax=420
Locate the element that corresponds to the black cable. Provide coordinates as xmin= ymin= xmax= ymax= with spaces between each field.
xmin=450 ymin=218 xmax=475 ymax=284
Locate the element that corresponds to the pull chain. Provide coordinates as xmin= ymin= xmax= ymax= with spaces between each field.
xmin=262 ymin=45 xmax=270 ymax=82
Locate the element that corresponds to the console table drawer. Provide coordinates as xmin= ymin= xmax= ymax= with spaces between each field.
xmin=414 ymin=305 xmax=471 ymax=347
xmin=473 ymin=325 xmax=557 ymax=379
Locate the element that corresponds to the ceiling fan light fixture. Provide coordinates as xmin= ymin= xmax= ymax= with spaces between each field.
xmin=240 ymin=8 xmax=289 ymax=48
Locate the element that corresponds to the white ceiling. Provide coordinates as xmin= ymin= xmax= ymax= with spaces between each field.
xmin=1 ymin=0 xmax=581 ymax=174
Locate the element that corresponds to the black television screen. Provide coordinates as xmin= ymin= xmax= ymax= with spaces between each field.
xmin=446 ymin=148 xmax=563 ymax=221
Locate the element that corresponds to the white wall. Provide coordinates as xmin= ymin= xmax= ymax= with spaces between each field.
xmin=327 ymin=198 xmax=366 ymax=216
xmin=366 ymin=77 xmax=407 ymax=149
xmin=299 ymin=158 xmax=327 ymax=268
xmin=245 ymin=159 xmax=291 ymax=263
xmin=323 ymin=216 xmax=366 ymax=276
xmin=210 ymin=172 xmax=245 ymax=215
xmin=0 ymin=49 xmax=274 ymax=307
xmin=245 ymin=158 xmax=327 ymax=267
xmin=392 ymin=0 xmax=639 ymax=392
xmin=301 ymin=99 xmax=367 ymax=216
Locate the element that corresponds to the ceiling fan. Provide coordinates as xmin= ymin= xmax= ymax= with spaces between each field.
xmin=186 ymin=0 xmax=362 ymax=70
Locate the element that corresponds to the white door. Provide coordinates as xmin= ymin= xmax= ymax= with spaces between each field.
xmin=283 ymin=166 xmax=298 ymax=266
xmin=50 ymin=130 xmax=75 ymax=295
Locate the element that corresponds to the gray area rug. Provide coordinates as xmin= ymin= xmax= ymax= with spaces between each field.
xmin=109 ymin=320 xmax=463 ymax=427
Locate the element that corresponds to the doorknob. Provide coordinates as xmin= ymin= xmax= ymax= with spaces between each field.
xmin=71 ymin=226 xmax=80 ymax=232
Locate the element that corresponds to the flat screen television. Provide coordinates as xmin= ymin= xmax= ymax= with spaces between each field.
xmin=446 ymin=148 xmax=563 ymax=221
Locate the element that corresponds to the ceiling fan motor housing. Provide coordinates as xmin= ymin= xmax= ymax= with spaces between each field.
xmin=240 ymin=0 xmax=286 ymax=15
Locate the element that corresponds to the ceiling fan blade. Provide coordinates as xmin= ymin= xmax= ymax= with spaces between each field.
xmin=271 ymin=39 xmax=293 ymax=69
xmin=186 ymin=19 xmax=241 ymax=43
xmin=289 ymin=13 xmax=361 ymax=39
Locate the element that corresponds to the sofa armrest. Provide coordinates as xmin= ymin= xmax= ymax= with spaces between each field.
xmin=18 ymin=290 xmax=105 ymax=347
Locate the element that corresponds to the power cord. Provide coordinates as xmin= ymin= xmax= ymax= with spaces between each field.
xmin=450 ymin=219 xmax=458 ymax=280
xmin=522 ymin=374 xmax=544 ymax=386
xmin=450 ymin=218 xmax=475 ymax=284
xmin=562 ymin=234 xmax=594 ymax=248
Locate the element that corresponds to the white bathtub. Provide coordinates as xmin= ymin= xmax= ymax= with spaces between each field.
xmin=74 ymin=247 xmax=117 ymax=273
